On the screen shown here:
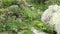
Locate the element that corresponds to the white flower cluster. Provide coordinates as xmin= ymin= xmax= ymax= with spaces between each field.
xmin=31 ymin=27 xmax=47 ymax=34
xmin=41 ymin=4 xmax=60 ymax=34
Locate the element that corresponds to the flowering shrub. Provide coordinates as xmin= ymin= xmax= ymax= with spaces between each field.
xmin=0 ymin=0 xmax=60 ymax=34
xmin=41 ymin=4 xmax=60 ymax=34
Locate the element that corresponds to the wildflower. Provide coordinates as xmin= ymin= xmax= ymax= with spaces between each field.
xmin=41 ymin=4 xmax=60 ymax=34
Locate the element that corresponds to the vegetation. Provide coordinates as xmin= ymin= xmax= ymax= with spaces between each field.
xmin=0 ymin=0 xmax=59 ymax=34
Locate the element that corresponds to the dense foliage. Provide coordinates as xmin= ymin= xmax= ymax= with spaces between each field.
xmin=0 ymin=0 xmax=59 ymax=34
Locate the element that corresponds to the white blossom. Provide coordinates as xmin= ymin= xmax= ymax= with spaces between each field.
xmin=41 ymin=4 xmax=60 ymax=34
xmin=31 ymin=27 xmax=47 ymax=34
